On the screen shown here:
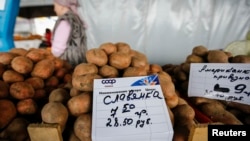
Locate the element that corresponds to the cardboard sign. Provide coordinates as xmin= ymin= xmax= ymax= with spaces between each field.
xmin=188 ymin=63 xmax=250 ymax=105
xmin=92 ymin=75 xmax=173 ymax=141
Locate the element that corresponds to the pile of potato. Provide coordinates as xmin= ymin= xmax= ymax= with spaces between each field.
xmin=162 ymin=45 xmax=250 ymax=127
xmin=0 ymin=48 xmax=73 ymax=141
xmin=39 ymin=42 xmax=195 ymax=141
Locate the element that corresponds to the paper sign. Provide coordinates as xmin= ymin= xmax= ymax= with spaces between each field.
xmin=188 ymin=63 xmax=250 ymax=105
xmin=0 ymin=0 xmax=5 ymax=10
xmin=92 ymin=75 xmax=173 ymax=141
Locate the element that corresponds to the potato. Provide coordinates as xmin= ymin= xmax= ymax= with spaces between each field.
xmin=180 ymin=62 xmax=190 ymax=74
xmin=2 ymin=70 xmax=24 ymax=83
xmin=207 ymin=50 xmax=229 ymax=63
xmin=31 ymin=59 xmax=55 ymax=79
xmin=49 ymin=88 xmax=70 ymax=103
xmin=192 ymin=45 xmax=208 ymax=57
xmin=54 ymin=67 xmax=68 ymax=79
xmin=123 ymin=66 xmax=148 ymax=77
xmin=67 ymin=92 xmax=92 ymax=116
xmin=4 ymin=117 xmax=30 ymax=141
xmin=10 ymin=82 xmax=35 ymax=100
xmin=230 ymin=55 xmax=250 ymax=63
xmin=98 ymin=65 xmax=119 ymax=78
xmin=199 ymin=102 xmax=243 ymax=125
xmin=109 ymin=52 xmax=131 ymax=69
xmin=172 ymin=104 xmax=195 ymax=125
xmin=16 ymin=98 xmax=37 ymax=115
xmin=41 ymin=102 xmax=68 ymax=132
xmin=64 ymin=73 xmax=73 ymax=83
xmin=99 ymin=42 xmax=117 ymax=55
xmin=130 ymin=50 xmax=148 ymax=68
xmin=45 ymin=76 xmax=59 ymax=88
xmin=26 ymin=49 xmax=45 ymax=62
xmin=9 ymin=48 xmax=28 ymax=56
xmin=0 ymin=99 xmax=17 ymax=129
xmin=185 ymin=54 xmax=204 ymax=63
xmin=74 ymin=113 xmax=92 ymax=141
xmin=0 ymin=52 xmax=16 ymax=65
xmin=149 ymin=64 xmax=162 ymax=73
xmin=72 ymin=73 xmax=102 ymax=91
xmin=33 ymin=89 xmax=47 ymax=100
xmin=73 ymin=63 xmax=98 ymax=77
xmin=0 ymin=63 xmax=6 ymax=77
xmin=0 ymin=80 xmax=9 ymax=98
xmin=25 ymin=77 xmax=44 ymax=89
xmin=70 ymin=87 xmax=82 ymax=97
xmin=115 ymin=42 xmax=131 ymax=53
xmin=86 ymin=48 xmax=108 ymax=66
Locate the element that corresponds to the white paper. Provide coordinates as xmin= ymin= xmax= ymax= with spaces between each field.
xmin=188 ymin=63 xmax=250 ymax=105
xmin=92 ymin=75 xmax=173 ymax=141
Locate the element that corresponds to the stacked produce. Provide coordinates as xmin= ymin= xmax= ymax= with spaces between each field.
xmin=0 ymin=48 xmax=73 ymax=141
xmin=162 ymin=45 xmax=250 ymax=127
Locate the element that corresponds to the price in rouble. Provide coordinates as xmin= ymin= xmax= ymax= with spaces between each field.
xmin=106 ymin=116 xmax=152 ymax=128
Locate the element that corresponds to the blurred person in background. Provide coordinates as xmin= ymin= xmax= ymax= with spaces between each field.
xmin=39 ymin=28 xmax=52 ymax=48
xmin=52 ymin=0 xmax=87 ymax=67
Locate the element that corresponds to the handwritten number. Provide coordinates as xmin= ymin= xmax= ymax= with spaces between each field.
xmin=114 ymin=117 xmax=119 ymax=127
xmin=110 ymin=106 xmax=118 ymax=118
xmin=106 ymin=118 xmax=112 ymax=127
xmin=235 ymin=84 xmax=246 ymax=94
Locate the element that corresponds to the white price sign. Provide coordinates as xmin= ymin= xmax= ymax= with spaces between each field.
xmin=92 ymin=75 xmax=173 ymax=141
xmin=188 ymin=63 xmax=250 ymax=105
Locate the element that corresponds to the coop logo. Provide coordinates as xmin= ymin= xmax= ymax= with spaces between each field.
xmin=101 ymin=79 xmax=116 ymax=84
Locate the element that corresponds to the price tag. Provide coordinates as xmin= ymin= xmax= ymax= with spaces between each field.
xmin=92 ymin=75 xmax=173 ymax=141
xmin=188 ymin=63 xmax=250 ymax=105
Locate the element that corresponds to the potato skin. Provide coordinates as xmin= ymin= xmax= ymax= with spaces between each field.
xmin=2 ymin=70 xmax=24 ymax=83
xmin=11 ymin=56 xmax=34 ymax=74
xmin=0 ymin=99 xmax=17 ymax=129
xmin=16 ymin=98 xmax=37 ymax=115
xmin=109 ymin=52 xmax=131 ymax=69
xmin=41 ymin=102 xmax=69 ymax=132
xmin=10 ymin=82 xmax=35 ymax=100
xmin=31 ymin=59 xmax=55 ymax=79
xmin=74 ymin=113 xmax=92 ymax=141
xmin=67 ymin=93 xmax=92 ymax=116
xmin=86 ymin=48 xmax=108 ymax=67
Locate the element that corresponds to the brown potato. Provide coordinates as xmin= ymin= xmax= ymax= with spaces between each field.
xmin=0 ymin=52 xmax=16 ymax=65
xmin=73 ymin=63 xmax=98 ymax=77
xmin=9 ymin=48 xmax=28 ymax=56
xmin=72 ymin=73 xmax=102 ymax=91
xmin=67 ymin=92 xmax=92 ymax=116
xmin=99 ymin=42 xmax=117 ymax=55
xmin=2 ymin=70 xmax=24 ymax=83
xmin=31 ymin=59 xmax=55 ymax=79
xmin=207 ymin=50 xmax=229 ymax=63
xmin=185 ymin=54 xmax=204 ymax=63
xmin=123 ymin=66 xmax=148 ymax=77
xmin=109 ymin=52 xmax=131 ymax=69
xmin=25 ymin=77 xmax=44 ymax=89
xmin=74 ymin=113 xmax=92 ymax=141
xmin=0 ymin=99 xmax=17 ymax=129
xmin=26 ymin=49 xmax=45 ymax=62
xmin=192 ymin=45 xmax=208 ymax=57
xmin=115 ymin=42 xmax=131 ymax=53
xmin=0 ymin=80 xmax=9 ymax=98
xmin=230 ymin=55 xmax=250 ymax=63
xmin=86 ymin=48 xmax=108 ymax=67
xmin=4 ymin=117 xmax=30 ymax=141
xmin=10 ymin=82 xmax=35 ymax=100
xmin=49 ymin=88 xmax=70 ymax=103
xmin=45 ymin=76 xmax=59 ymax=88
xmin=16 ymin=98 xmax=37 ymax=115
xmin=98 ymin=65 xmax=119 ymax=78
xmin=41 ymin=102 xmax=68 ymax=132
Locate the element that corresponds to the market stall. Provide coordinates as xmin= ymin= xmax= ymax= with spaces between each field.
xmin=0 ymin=0 xmax=250 ymax=141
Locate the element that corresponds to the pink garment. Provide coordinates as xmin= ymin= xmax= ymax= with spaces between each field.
xmin=51 ymin=20 xmax=71 ymax=57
